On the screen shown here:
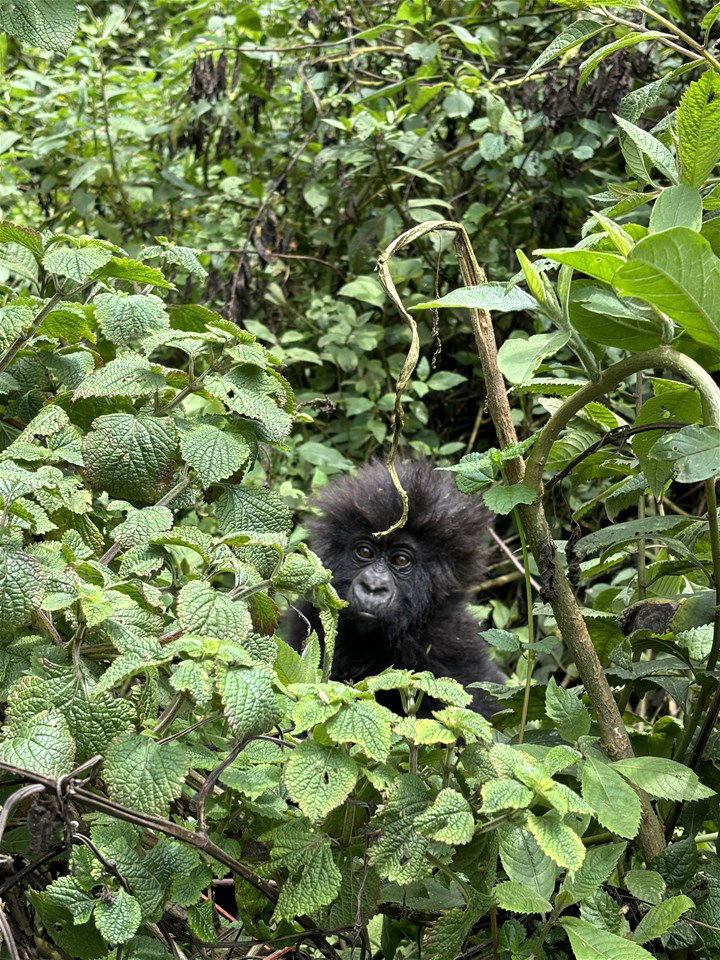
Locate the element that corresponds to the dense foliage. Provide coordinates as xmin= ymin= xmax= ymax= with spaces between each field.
xmin=0 ymin=3 xmax=719 ymax=960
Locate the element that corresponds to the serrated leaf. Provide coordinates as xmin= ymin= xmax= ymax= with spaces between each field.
xmin=0 ymin=548 xmax=45 ymax=629
xmin=612 ymin=756 xmax=714 ymax=801
xmin=625 ymin=869 xmax=666 ymax=905
xmin=0 ymin=220 xmax=43 ymax=259
xmin=614 ymin=114 xmax=678 ymax=184
xmin=370 ymin=774 xmax=431 ymax=883
xmin=96 ymin=257 xmax=172 ymax=288
xmin=0 ymin=708 xmax=75 ymax=776
xmin=562 ymin=917 xmax=654 ymax=960
xmin=563 ymin=843 xmax=626 ymax=903
xmin=579 ymin=33 xmax=663 ymax=93
xmin=414 ymin=282 xmax=537 ymax=312
xmin=414 ymin=672 xmax=472 ymax=707
xmin=104 ymin=735 xmax=188 ymax=816
xmin=649 ymin=184 xmax=702 ymax=233
xmin=94 ymin=889 xmax=142 ymax=946
xmin=113 ymin=505 xmax=174 ymax=549
xmin=482 ymin=482 xmax=537 ymax=514
xmin=527 ymin=812 xmax=585 ymax=873
xmin=325 ymin=698 xmax=393 ymax=761
xmin=497 ymin=332 xmax=570 ymax=385
xmin=581 ymin=756 xmax=641 ymax=839
xmin=633 ymin=895 xmax=693 ymax=944
xmin=0 ymin=0 xmax=79 ymax=52
xmin=416 ymin=788 xmax=474 ymax=844
xmin=575 ymin=515 xmax=695 ymax=558
xmin=177 ymin=580 xmax=251 ymax=641
xmin=95 ymin=292 xmax=169 ymax=346
xmin=546 ymin=678 xmax=591 ymax=743
xmin=44 ymin=244 xmax=113 ymax=282
xmin=499 ymin=824 xmax=557 ymax=900
xmin=284 ymin=738 xmax=358 ymax=819
xmin=74 ymin=353 xmax=166 ymax=399
xmin=677 ymin=72 xmax=720 ymax=188
xmin=180 ymin=425 xmax=250 ymax=487
xmin=269 ymin=822 xmax=341 ymax=921
xmin=527 ymin=20 xmax=605 ymax=73
xmin=215 ymin=484 xmax=292 ymax=534
xmin=481 ymin=779 xmax=533 ymax=813
xmin=650 ymin=424 xmax=720 ymax=483
xmin=43 ymin=876 xmax=95 ymax=924
xmin=495 ymin=880 xmax=551 ymax=914
xmin=217 ymin=664 xmax=280 ymax=738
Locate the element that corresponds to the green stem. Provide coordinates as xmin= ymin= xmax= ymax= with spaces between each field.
xmin=515 ymin=507 xmax=535 ymax=745
xmin=637 ymin=3 xmax=720 ymax=71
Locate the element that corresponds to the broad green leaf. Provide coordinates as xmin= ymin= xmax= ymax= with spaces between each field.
xmin=562 ymin=917 xmax=654 ymax=960
xmin=0 ymin=220 xmax=43 ymax=260
xmin=581 ymin=756 xmax=641 ymax=839
xmin=269 ymin=822 xmax=341 ymax=921
xmin=563 ymin=843 xmax=626 ymax=903
xmin=579 ymin=33 xmax=663 ymax=93
xmin=0 ymin=0 xmax=79 ymax=52
xmin=44 ymin=244 xmax=113 ymax=282
xmin=73 ymin=353 xmax=166 ymax=399
xmin=536 ymin=248 xmax=623 ymax=283
xmin=613 ymin=227 xmax=720 ymax=348
xmin=649 ymin=185 xmax=702 ymax=233
xmin=180 ymin=425 xmax=250 ymax=487
xmin=625 ymin=869 xmax=666 ymax=905
xmin=325 ymin=699 xmax=393 ymax=762
xmin=416 ymin=788 xmax=474 ymax=845
xmin=481 ymin=779 xmax=533 ymax=813
xmin=414 ymin=282 xmax=537 ymax=312
xmin=526 ymin=20 xmax=605 ymax=73
xmin=495 ymin=880 xmax=551 ymax=914
xmin=217 ymin=664 xmax=280 ymax=738
xmin=370 ymin=774 xmax=431 ymax=883
xmin=82 ymin=413 xmax=177 ymax=504
xmin=284 ymin=739 xmax=358 ymax=820
xmin=95 ymin=257 xmax=172 ymax=288
xmin=0 ymin=708 xmax=75 ymax=776
xmin=651 ymin=838 xmax=698 ymax=888
xmin=614 ymin=115 xmax=678 ymax=184
xmin=499 ymin=824 xmax=557 ymax=900
xmin=702 ymin=1 xmax=720 ymax=34
xmin=94 ymin=292 xmax=169 ymax=346
xmin=205 ymin=370 xmax=293 ymax=443
xmin=104 ymin=735 xmax=188 ymax=817
xmin=527 ymin=812 xmax=585 ymax=873
xmin=568 ymin=283 xmax=663 ymax=351
xmin=29 ymin=891 xmax=106 ymax=960
xmin=43 ymin=876 xmax=94 ymax=924
xmin=649 ymin=424 xmax=720 ymax=483
xmin=633 ymin=895 xmax=694 ymax=944
xmin=612 ymin=756 xmax=715 ymax=801
xmin=576 ymin=515 xmax=696 ymax=558
xmin=94 ymin=890 xmax=142 ymax=946
xmin=545 ymin=678 xmax=591 ymax=743
xmin=338 ymin=275 xmax=385 ymax=306
xmin=497 ymin=332 xmax=570 ymax=385
xmin=0 ymin=548 xmax=45 ymax=629
xmin=113 ymin=505 xmax=174 ymax=549
xmin=482 ymin=482 xmax=537 ymax=514
xmin=677 ymin=72 xmax=720 ymax=188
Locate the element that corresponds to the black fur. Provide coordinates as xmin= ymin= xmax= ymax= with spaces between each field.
xmin=287 ymin=458 xmax=505 ymax=717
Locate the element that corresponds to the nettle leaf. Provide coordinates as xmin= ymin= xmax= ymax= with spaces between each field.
xmin=499 ymin=823 xmax=557 ymax=900
xmin=650 ymin=424 xmax=720 ymax=483
xmin=82 ymin=413 xmax=177 ymax=504
xmin=217 ymin=664 xmax=280 ymax=738
xmin=104 ymin=735 xmax=188 ymax=816
xmin=581 ymin=756 xmax=641 ymax=839
xmin=94 ymin=889 xmax=142 ymax=946
xmin=0 ymin=220 xmax=43 ymax=260
xmin=497 ymin=332 xmax=570 ymax=385
xmin=44 ymin=244 xmax=113 ymax=282
xmin=613 ymin=227 xmax=720 ymax=348
xmin=205 ymin=370 xmax=293 ymax=443
xmin=545 ymin=678 xmax=591 ymax=743
xmin=482 ymin=482 xmax=537 ymax=515
xmin=284 ymin=739 xmax=358 ymax=819
xmin=527 ymin=19 xmax=605 ymax=73
xmin=562 ymin=917 xmax=654 ymax=960
xmin=0 ymin=0 xmax=79 ymax=52
xmin=215 ymin=485 xmax=292 ymax=535
xmin=494 ymin=880 xmax=551 ymax=915
xmin=325 ymin=699 xmax=393 ymax=762
xmin=526 ymin=813 xmax=585 ymax=874
xmin=74 ymin=353 xmax=166 ymax=399
xmin=177 ymin=580 xmax=251 ymax=642
xmin=633 ymin=895 xmax=694 ymax=945
xmin=481 ymin=779 xmax=533 ymax=814
xmin=416 ymin=788 xmax=474 ymax=845
xmin=563 ymin=843 xmax=626 ymax=904
xmin=113 ymin=505 xmax=174 ymax=549
xmin=180 ymin=425 xmax=250 ymax=487
xmin=94 ymin=292 xmax=169 ymax=346
xmin=575 ymin=515 xmax=696 ymax=558
xmin=43 ymin=876 xmax=94 ymax=924
xmin=612 ymin=756 xmax=714 ymax=802
xmin=625 ymin=869 xmax=666 ymax=906
xmin=0 ymin=708 xmax=75 ymax=776
xmin=370 ymin=774 xmax=431 ymax=883
xmin=0 ymin=548 xmax=45 ymax=629
xmin=269 ymin=822 xmax=341 ymax=921
xmin=414 ymin=282 xmax=537 ymax=312
xmin=677 ymin=71 xmax=720 ymax=188
xmin=649 ymin=184 xmax=702 ymax=233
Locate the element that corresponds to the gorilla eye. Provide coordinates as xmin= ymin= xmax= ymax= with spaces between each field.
xmin=390 ymin=551 xmax=413 ymax=570
xmin=354 ymin=543 xmax=375 ymax=561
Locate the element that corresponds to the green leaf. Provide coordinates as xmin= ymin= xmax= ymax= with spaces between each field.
xmin=414 ymin=282 xmax=537 ymax=312
xmin=325 ymin=699 xmax=393 ymax=762
xmin=113 ymin=505 xmax=174 ymax=549
xmin=482 ymin=482 xmax=537 ymax=515
xmin=499 ymin=824 xmax=557 ymax=900
xmin=562 ymin=917 xmax=654 ymax=960
xmin=614 ymin=115 xmax=678 ymax=184
xmin=649 ymin=184 xmax=702 ymax=233
xmin=579 ymin=34 xmax=662 ymax=94
xmin=178 ymin=580 xmax=251 ymax=641
xmin=625 ymin=869 xmax=666 ymax=905
xmin=494 ymin=880 xmax=551 ymax=915
xmin=284 ymin=739 xmax=358 ymax=820
xmin=74 ymin=353 xmax=166 ymax=399
xmin=94 ymin=889 xmax=143 ymax=946
xmin=269 ymin=822 xmax=341 ymax=921
xmin=217 ymin=665 xmax=280 ymax=738
xmin=563 ymin=843 xmax=626 ymax=903
xmin=43 ymin=876 xmax=95 ymax=924
xmin=44 ymin=244 xmax=113 ymax=282
xmin=497 ymin=332 xmax=570 ymax=385
xmin=576 ymin=515 xmax=696 ymax=558
xmin=416 ymin=788 xmax=474 ymax=845
xmin=0 ymin=0 xmax=79 ymax=52
xmin=104 ymin=735 xmax=188 ymax=816
xmin=95 ymin=257 xmax=173 ymax=288
xmin=0 ymin=548 xmax=45 ymax=629
xmin=0 ymin=220 xmax=43 ymax=260
xmin=526 ymin=20 xmax=605 ymax=73
xmin=527 ymin=812 xmax=585 ymax=873
xmin=545 ymin=678 xmax=591 ymax=743
xmin=370 ymin=774 xmax=431 ymax=883
xmin=569 ymin=283 xmax=663 ymax=351
xmin=82 ymin=413 xmax=177 ymax=504
xmin=338 ymin=276 xmax=386 ymax=306
xmin=649 ymin=425 xmax=720 ymax=483
xmin=677 ymin=72 xmax=720 ymax=188
xmin=180 ymin=425 xmax=250 ymax=487
xmin=481 ymin=779 xmax=533 ymax=813
xmin=581 ymin=756 xmax=641 ymax=839
xmin=613 ymin=227 xmax=720 ymax=348
xmin=537 ymin=248 xmax=624 ymax=283
xmin=611 ymin=756 xmax=715 ymax=801
xmin=94 ymin=293 xmax=169 ymax=346
xmin=633 ymin=895 xmax=694 ymax=944
xmin=0 ymin=708 xmax=75 ymax=777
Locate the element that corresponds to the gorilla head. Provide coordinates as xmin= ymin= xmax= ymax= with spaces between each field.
xmin=291 ymin=458 xmax=504 ymax=716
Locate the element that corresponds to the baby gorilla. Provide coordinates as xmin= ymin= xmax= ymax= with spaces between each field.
xmin=288 ymin=458 xmax=504 ymax=717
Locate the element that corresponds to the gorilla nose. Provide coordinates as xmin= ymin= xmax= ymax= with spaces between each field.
xmin=352 ymin=569 xmax=396 ymax=613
